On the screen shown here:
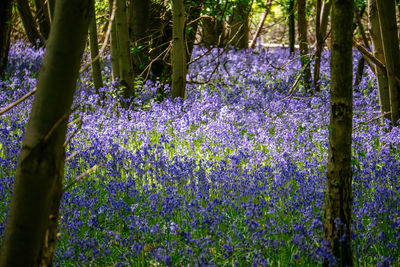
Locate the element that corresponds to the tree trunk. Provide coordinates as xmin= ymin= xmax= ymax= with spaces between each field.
xmin=314 ymin=0 xmax=332 ymax=91
xmin=0 ymin=0 xmax=13 ymax=74
xmin=288 ymin=0 xmax=295 ymax=54
xmin=115 ymin=0 xmax=134 ymax=100
xmin=323 ymin=0 xmax=354 ymax=266
xmin=129 ymin=0 xmax=150 ymax=76
xmin=171 ymin=0 xmax=186 ymax=98
xmin=16 ymin=0 xmax=45 ymax=46
xmin=34 ymin=0 xmax=51 ymax=39
xmin=47 ymin=0 xmax=55 ymax=24
xmin=0 ymin=0 xmax=92 ymax=265
xmin=314 ymin=0 xmax=322 ymax=91
xmin=89 ymin=1 xmax=103 ymax=93
xmin=251 ymin=0 xmax=272 ymax=49
xmin=376 ymin=0 xmax=400 ymax=125
xmin=109 ymin=0 xmax=120 ymax=82
xmin=297 ymin=0 xmax=312 ymax=91
xmin=368 ymin=0 xmax=390 ymax=121
xmin=186 ymin=2 xmax=203 ymax=62
xmin=230 ymin=1 xmax=250 ymax=50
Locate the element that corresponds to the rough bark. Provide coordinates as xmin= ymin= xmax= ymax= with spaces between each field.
xmin=323 ymin=0 xmax=354 ymax=266
xmin=230 ymin=1 xmax=251 ymax=50
xmin=368 ymin=0 xmax=390 ymax=121
xmin=109 ymin=0 xmax=120 ymax=82
xmin=171 ymin=0 xmax=186 ymax=98
xmin=0 ymin=0 xmax=92 ymax=265
xmin=251 ymin=0 xmax=272 ymax=49
xmin=297 ymin=0 xmax=312 ymax=91
xmin=16 ymin=0 xmax=45 ymax=46
xmin=288 ymin=0 xmax=295 ymax=54
xmin=89 ymin=1 xmax=103 ymax=93
xmin=115 ymin=0 xmax=134 ymax=99
xmin=376 ymin=0 xmax=400 ymax=125
xmin=0 ymin=0 xmax=13 ymax=74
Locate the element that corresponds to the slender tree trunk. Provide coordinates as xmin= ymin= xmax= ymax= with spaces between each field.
xmin=323 ymin=0 xmax=354 ymax=266
xmin=376 ymin=0 xmax=400 ymax=125
xmin=314 ymin=0 xmax=332 ymax=91
xmin=314 ymin=0 xmax=322 ymax=91
xmin=115 ymin=0 xmax=134 ymax=99
xmin=251 ymin=0 xmax=272 ymax=49
xmin=0 ymin=0 xmax=92 ymax=266
xmin=368 ymin=0 xmax=390 ymax=121
xmin=230 ymin=1 xmax=250 ymax=49
xmin=47 ymin=0 xmax=55 ymax=24
xmin=129 ymin=0 xmax=150 ymax=75
xmin=288 ymin=0 xmax=295 ymax=54
xmin=34 ymin=0 xmax=50 ymax=39
xmin=89 ymin=1 xmax=103 ymax=93
xmin=109 ymin=0 xmax=119 ymax=82
xmin=0 ymin=0 xmax=13 ymax=74
xmin=297 ymin=0 xmax=312 ymax=91
xmin=186 ymin=2 xmax=203 ymax=62
xmin=353 ymin=7 xmax=370 ymax=87
xmin=171 ymin=0 xmax=186 ymax=98
xmin=16 ymin=0 xmax=45 ymax=46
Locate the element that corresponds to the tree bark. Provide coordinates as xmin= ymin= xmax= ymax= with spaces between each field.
xmin=0 ymin=0 xmax=13 ymax=74
xmin=16 ymin=0 xmax=45 ymax=46
xmin=376 ymin=0 xmax=400 ymax=125
xmin=0 ymin=0 xmax=92 ymax=266
xmin=323 ymin=0 xmax=354 ymax=266
xmin=368 ymin=0 xmax=390 ymax=122
xmin=297 ymin=0 xmax=312 ymax=91
xmin=186 ymin=2 xmax=203 ymax=62
xmin=89 ymin=1 xmax=104 ymax=93
xmin=171 ymin=0 xmax=186 ymax=98
xmin=115 ymin=0 xmax=134 ymax=100
xmin=230 ymin=1 xmax=251 ymax=50
xmin=47 ymin=0 xmax=55 ymax=24
xmin=288 ymin=0 xmax=295 ymax=54
xmin=251 ymin=0 xmax=272 ymax=49
xmin=109 ymin=0 xmax=120 ymax=82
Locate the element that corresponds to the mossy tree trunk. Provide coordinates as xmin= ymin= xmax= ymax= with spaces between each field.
xmin=368 ymin=0 xmax=390 ymax=122
xmin=230 ymin=0 xmax=251 ymax=49
xmin=0 ymin=0 xmax=92 ymax=265
xmin=0 ymin=0 xmax=13 ymax=74
xmin=376 ymin=0 xmax=400 ymax=125
xmin=323 ymin=0 xmax=354 ymax=266
xmin=171 ymin=0 xmax=186 ymax=99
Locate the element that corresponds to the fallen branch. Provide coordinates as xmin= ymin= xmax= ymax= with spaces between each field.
xmin=0 ymin=87 xmax=37 ymax=116
xmin=353 ymin=40 xmax=386 ymax=71
xmin=353 ymin=111 xmax=391 ymax=131
xmin=63 ymin=163 xmax=102 ymax=192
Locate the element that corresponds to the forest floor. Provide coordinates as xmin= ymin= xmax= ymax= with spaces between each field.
xmin=0 ymin=42 xmax=399 ymax=266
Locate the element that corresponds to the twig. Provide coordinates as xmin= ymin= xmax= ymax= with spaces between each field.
xmin=0 ymin=87 xmax=37 ymax=116
xmin=353 ymin=40 xmax=386 ymax=71
xmin=65 ymin=150 xmax=79 ymax=162
xmin=353 ymin=111 xmax=391 ymax=131
xmin=63 ymin=163 xmax=102 ymax=192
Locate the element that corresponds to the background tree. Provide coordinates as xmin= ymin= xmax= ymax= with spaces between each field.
xmin=297 ymin=0 xmax=312 ymax=91
xmin=0 ymin=0 xmax=13 ymax=74
xmin=376 ymin=0 xmax=400 ymax=125
xmin=172 ymin=0 xmax=186 ymax=98
xmin=323 ymin=0 xmax=354 ymax=265
xmin=287 ymin=0 xmax=295 ymax=54
xmin=34 ymin=0 xmax=51 ymax=40
xmin=115 ymin=0 xmax=135 ymax=100
xmin=0 ymin=0 xmax=92 ymax=265
xmin=89 ymin=0 xmax=103 ymax=94
xmin=368 ymin=0 xmax=390 ymax=121
xmin=109 ymin=0 xmax=120 ymax=82
xmin=16 ymin=0 xmax=45 ymax=46
xmin=230 ymin=0 xmax=252 ymax=49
